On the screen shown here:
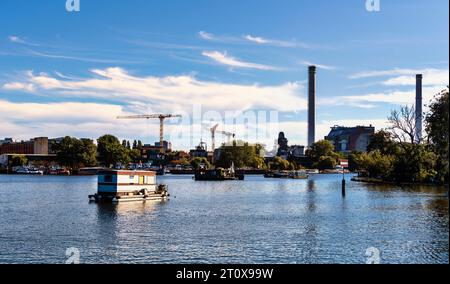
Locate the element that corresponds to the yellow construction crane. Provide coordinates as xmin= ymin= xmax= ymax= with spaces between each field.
xmin=117 ymin=114 xmax=182 ymax=153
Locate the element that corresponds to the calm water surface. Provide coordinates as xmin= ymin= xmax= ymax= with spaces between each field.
xmin=0 ymin=174 xmax=448 ymax=264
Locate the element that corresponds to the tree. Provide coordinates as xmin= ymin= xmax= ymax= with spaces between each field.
xmin=132 ymin=140 xmax=138 ymax=149
xmin=137 ymin=140 xmax=143 ymax=149
xmin=53 ymin=136 xmax=97 ymax=170
xmin=306 ymin=140 xmax=340 ymax=169
xmin=9 ymin=155 xmax=28 ymax=167
xmin=306 ymin=140 xmax=336 ymax=162
xmin=367 ymin=130 xmax=397 ymax=155
xmin=215 ymin=141 xmax=264 ymax=169
xmin=316 ymin=156 xmax=337 ymax=171
xmin=425 ymin=88 xmax=449 ymax=183
xmin=128 ymin=149 xmax=142 ymax=163
xmin=392 ymin=144 xmax=437 ymax=183
xmin=126 ymin=141 xmax=131 ymax=150
xmin=268 ymin=157 xmax=291 ymax=171
xmin=97 ymin=135 xmax=130 ymax=168
xmin=190 ymin=157 xmax=210 ymax=170
xmin=387 ymin=105 xmax=418 ymax=144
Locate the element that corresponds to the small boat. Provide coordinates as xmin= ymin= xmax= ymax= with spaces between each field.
xmin=289 ymin=171 xmax=309 ymax=179
xmin=264 ymin=170 xmax=309 ymax=179
xmin=89 ymin=170 xmax=169 ymax=203
xmin=15 ymin=167 xmax=44 ymax=175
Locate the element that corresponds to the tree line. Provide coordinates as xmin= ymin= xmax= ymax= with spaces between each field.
xmin=350 ymin=88 xmax=449 ymax=184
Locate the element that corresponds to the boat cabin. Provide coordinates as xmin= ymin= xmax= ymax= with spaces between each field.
xmin=90 ymin=170 xmax=168 ymax=203
xmin=98 ymin=170 xmax=157 ymax=195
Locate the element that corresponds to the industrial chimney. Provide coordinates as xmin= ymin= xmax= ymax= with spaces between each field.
xmin=308 ymin=66 xmax=316 ymax=147
xmin=415 ymin=74 xmax=423 ymax=143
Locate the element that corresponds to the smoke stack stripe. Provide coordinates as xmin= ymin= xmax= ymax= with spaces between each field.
xmin=308 ymin=66 xmax=316 ymax=147
xmin=415 ymin=74 xmax=423 ymax=143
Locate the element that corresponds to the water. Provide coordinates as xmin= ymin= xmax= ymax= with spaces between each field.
xmin=0 ymin=174 xmax=448 ymax=264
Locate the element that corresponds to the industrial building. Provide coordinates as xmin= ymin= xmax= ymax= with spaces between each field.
xmin=324 ymin=125 xmax=375 ymax=153
xmin=0 ymin=137 xmax=49 ymax=155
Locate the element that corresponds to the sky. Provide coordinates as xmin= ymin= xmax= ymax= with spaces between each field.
xmin=0 ymin=0 xmax=448 ymax=151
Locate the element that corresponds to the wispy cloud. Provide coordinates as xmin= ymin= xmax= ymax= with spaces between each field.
xmin=244 ymin=35 xmax=269 ymax=44
xmin=198 ymin=31 xmax=313 ymax=49
xmin=243 ymin=34 xmax=311 ymax=48
xmin=202 ymin=51 xmax=280 ymax=71
xmin=349 ymin=68 xmax=448 ymax=80
xmin=26 ymin=49 xmax=141 ymax=64
xmin=299 ymin=60 xmax=336 ymax=71
xmin=8 ymin=35 xmax=40 ymax=46
xmin=322 ymin=85 xmax=447 ymax=109
xmin=2 ymin=67 xmax=306 ymax=113
xmin=3 ymin=82 xmax=35 ymax=92
xmin=198 ymin=31 xmax=215 ymax=41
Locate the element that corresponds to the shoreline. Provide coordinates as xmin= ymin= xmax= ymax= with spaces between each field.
xmin=351 ymin=176 xmax=449 ymax=188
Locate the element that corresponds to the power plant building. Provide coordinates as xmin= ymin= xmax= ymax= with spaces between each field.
xmin=325 ymin=125 xmax=375 ymax=154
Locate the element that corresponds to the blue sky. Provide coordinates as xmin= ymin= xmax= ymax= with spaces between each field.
xmin=0 ymin=0 xmax=448 ymax=150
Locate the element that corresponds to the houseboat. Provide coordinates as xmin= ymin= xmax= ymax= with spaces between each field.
xmin=89 ymin=170 xmax=169 ymax=203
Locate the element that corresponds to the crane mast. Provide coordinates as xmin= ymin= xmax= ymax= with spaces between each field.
xmin=117 ymin=114 xmax=181 ymax=153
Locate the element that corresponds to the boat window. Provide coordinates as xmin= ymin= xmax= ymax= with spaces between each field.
xmin=130 ymin=175 xmax=134 ymax=179
xmin=104 ymin=175 xmax=113 ymax=182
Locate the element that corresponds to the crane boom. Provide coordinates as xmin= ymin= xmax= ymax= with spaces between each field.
xmin=117 ymin=114 xmax=181 ymax=153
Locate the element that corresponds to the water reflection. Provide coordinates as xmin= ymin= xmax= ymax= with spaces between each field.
xmin=0 ymin=174 xmax=447 ymax=264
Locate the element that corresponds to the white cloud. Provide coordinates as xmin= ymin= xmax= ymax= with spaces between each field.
xmin=198 ymin=31 xmax=215 ymax=40
xmin=2 ymin=67 xmax=306 ymax=113
xmin=244 ymin=35 xmax=269 ymax=44
xmin=383 ymin=69 xmax=449 ymax=86
xmin=325 ymin=85 xmax=446 ymax=109
xmin=243 ymin=34 xmax=311 ymax=48
xmin=3 ymin=82 xmax=35 ymax=92
xmin=9 ymin=36 xmax=25 ymax=43
xmin=198 ymin=31 xmax=312 ymax=48
xmin=350 ymin=68 xmax=449 ymax=83
xmin=299 ymin=61 xmax=336 ymax=71
xmin=202 ymin=51 xmax=280 ymax=71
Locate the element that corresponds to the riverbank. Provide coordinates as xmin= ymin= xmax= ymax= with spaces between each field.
xmin=351 ymin=176 xmax=449 ymax=188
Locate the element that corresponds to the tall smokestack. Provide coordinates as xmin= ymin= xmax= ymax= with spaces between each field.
xmin=415 ymin=74 xmax=423 ymax=143
xmin=308 ymin=65 xmax=316 ymax=147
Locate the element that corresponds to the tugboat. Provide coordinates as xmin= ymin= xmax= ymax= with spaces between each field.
xmin=89 ymin=170 xmax=169 ymax=203
xmin=194 ymin=163 xmax=244 ymax=181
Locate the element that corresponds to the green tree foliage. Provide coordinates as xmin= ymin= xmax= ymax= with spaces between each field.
xmin=306 ymin=140 xmax=340 ymax=170
xmin=425 ymin=88 xmax=449 ymax=183
xmin=392 ymin=144 xmax=437 ymax=183
xmin=97 ymin=135 xmax=130 ymax=167
xmin=215 ymin=141 xmax=265 ymax=169
xmin=190 ymin=157 xmax=210 ymax=170
xmin=9 ymin=155 xmax=28 ymax=167
xmin=367 ymin=130 xmax=398 ymax=155
xmin=316 ymin=156 xmax=337 ymax=171
xmin=53 ymin=137 xmax=97 ymax=170
xmin=128 ymin=148 xmax=142 ymax=163
xmin=268 ymin=156 xmax=291 ymax=171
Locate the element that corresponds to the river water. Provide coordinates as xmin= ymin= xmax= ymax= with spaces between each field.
xmin=0 ymin=174 xmax=448 ymax=264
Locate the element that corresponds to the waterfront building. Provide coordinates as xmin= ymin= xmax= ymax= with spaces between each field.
xmin=0 ymin=137 xmax=49 ymax=155
xmin=324 ymin=125 xmax=375 ymax=154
